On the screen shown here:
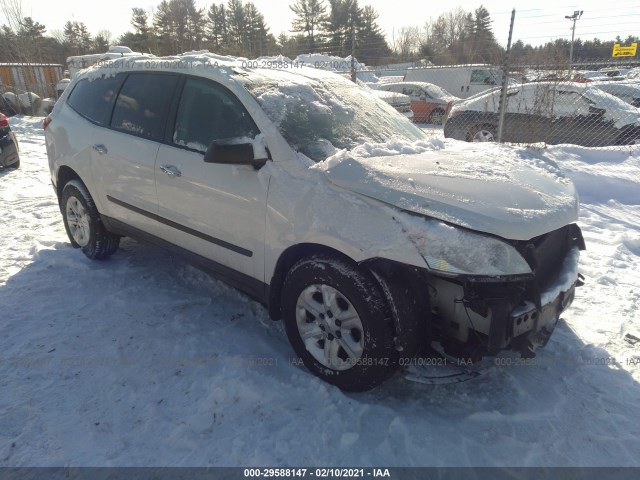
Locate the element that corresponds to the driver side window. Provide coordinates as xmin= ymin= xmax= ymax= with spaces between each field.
xmin=173 ymin=77 xmax=258 ymax=153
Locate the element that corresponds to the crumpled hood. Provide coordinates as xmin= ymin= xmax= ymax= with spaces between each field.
xmin=323 ymin=149 xmax=579 ymax=241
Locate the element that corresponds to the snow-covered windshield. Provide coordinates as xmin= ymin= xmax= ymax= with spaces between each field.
xmin=583 ymin=86 xmax=638 ymax=111
xmin=245 ymin=72 xmax=426 ymax=162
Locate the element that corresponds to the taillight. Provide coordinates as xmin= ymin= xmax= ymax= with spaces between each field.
xmin=43 ymin=116 xmax=52 ymax=130
xmin=0 ymin=113 xmax=8 ymax=128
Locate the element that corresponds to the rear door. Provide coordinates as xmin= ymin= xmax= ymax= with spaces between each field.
xmin=155 ymin=76 xmax=269 ymax=283
xmin=94 ymin=72 xmax=180 ymax=237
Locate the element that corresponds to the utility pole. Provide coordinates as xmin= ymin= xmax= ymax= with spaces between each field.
xmin=497 ymin=9 xmax=516 ymax=144
xmin=350 ymin=16 xmax=356 ymax=83
xmin=565 ymin=10 xmax=583 ymax=76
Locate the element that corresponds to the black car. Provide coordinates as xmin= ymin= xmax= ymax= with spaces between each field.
xmin=444 ymin=81 xmax=640 ymax=146
xmin=0 ymin=113 xmax=20 ymax=169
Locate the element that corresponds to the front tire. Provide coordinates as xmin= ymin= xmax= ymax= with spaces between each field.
xmin=61 ymin=180 xmax=120 ymax=260
xmin=282 ymin=255 xmax=399 ymax=392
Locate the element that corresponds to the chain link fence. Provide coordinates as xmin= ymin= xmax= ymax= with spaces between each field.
xmin=446 ymin=61 xmax=640 ymax=148
xmin=355 ymin=61 xmax=640 ymax=149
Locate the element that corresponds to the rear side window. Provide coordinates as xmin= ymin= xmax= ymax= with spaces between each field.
xmin=67 ymin=74 xmax=125 ymax=126
xmin=173 ymin=77 xmax=258 ymax=152
xmin=111 ymin=73 xmax=179 ymax=141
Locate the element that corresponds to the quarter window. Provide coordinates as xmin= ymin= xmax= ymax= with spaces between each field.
xmin=67 ymin=74 xmax=125 ymax=126
xmin=111 ymin=73 xmax=179 ymax=141
xmin=173 ymin=77 xmax=258 ymax=152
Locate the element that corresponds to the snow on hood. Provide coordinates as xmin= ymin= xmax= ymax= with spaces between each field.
xmin=317 ymin=139 xmax=579 ymax=241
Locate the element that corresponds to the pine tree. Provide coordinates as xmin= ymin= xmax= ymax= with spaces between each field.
xmin=244 ymin=3 xmax=269 ymax=57
xmin=472 ymin=5 xmax=499 ymax=63
xmin=206 ymin=4 xmax=228 ymax=52
xmin=356 ymin=6 xmax=390 ymax=64
xmin=128 ymin=8 xmax=152 ymax=52
xmin=324 ymin=0 xmax=361 ymax=57
xmin=290 ymin=0 xmax=326 ymax=53
xmin=17 ymin=17 xmax=46 ymax=42
xmin=226 ymin=0 xmax=247 ymax=55
xmin=153 ymin=0 xmax=175 ymax=54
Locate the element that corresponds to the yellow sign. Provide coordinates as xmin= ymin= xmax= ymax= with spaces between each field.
xmin=612 ymin=43 xmax=637 ymax=57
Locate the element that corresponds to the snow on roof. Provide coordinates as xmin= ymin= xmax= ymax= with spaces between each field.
xmin=77 ymin=51 xmax=357 ymax=95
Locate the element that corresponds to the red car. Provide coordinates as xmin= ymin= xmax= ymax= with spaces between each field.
xmin=374 ymin=81 xmax=458 ymax=124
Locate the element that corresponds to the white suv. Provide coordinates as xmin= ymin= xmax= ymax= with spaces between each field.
xmin=45 ymin=54 xmax=585 ymax=391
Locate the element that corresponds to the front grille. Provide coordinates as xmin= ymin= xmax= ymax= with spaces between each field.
xmin=514 ymin=224 xmax=584 ymax=291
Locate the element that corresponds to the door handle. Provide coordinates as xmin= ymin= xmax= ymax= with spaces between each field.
xmin=160 ymin=165 xmax=182 ymax=177
xmin=92 ymin=144 xmax=108 ymax=154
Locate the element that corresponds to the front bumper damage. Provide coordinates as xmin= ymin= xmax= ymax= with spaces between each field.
xmin=432 ymin=224 xmax=585 ymax=360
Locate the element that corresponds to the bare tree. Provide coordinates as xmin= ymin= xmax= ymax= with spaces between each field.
xmin=392 ymin=26 xmax=419 ymax=59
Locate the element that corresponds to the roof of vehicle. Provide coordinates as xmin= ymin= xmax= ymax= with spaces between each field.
xmin=374 ymin=81 xmax=458 ymax=100
xmin=74 ymin=51 xmax=367 ymax=98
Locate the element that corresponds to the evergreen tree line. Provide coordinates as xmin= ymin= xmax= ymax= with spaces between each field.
xmin=510 ymin=36 xmax=640 ymax=66
xmin=1 ymin=0 xmax=637 ymax=68
xmin=119 ymin=0 xmax=393 ymax=65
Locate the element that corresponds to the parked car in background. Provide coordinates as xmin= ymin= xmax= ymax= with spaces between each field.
xmin=592 ymin=81 xmax=640 ymax=107
xmin=370 ymin=88 xmax=414 ymax=120
xmin=45 ymin=54 xmax=584 ymax=391
xmin=0 ymin=113 xmax=20 ymax=169
xmin=599 ymin=67 xmax=631 ymax=78
xmin=373 ymin=81 xmax=458 ymax=124
xmin=627 ymin=67 xmax=640 ymax=81
xmin=404 ymin=64 xmax=501 ymax=98
xmin=573 ymin=71 xmax=610 ymax=82
xmin=444 ymin=81 xmax=640 ymax=146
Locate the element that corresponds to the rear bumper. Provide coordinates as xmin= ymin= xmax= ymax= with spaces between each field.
xmin=0 ymin=132 xmax=19 ymax=167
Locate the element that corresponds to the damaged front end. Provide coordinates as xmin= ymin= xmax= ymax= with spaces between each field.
xmin=429 ymin=223 xmax=585 ymax=360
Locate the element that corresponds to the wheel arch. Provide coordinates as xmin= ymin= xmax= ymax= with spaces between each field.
xmin=268 ymin=245 xmax=430 ymax=357
xmin=56 ymin=165 xmax=82 ymax=203
xmin=268 ymin=243 xmax=356 ymax=321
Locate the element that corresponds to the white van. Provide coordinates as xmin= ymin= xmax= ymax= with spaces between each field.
xmin=404 ymin=64 xmax=501 ymax=99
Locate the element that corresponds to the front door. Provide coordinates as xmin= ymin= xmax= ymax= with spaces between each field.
xmin=155 ymin=76 xmax=269 ymax=283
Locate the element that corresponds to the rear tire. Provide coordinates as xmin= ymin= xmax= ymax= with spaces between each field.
xmin=428 ymin=109 xmax=445 ymax=125
xmin=61 ymin=180 xmax=120 ymax=260
xmin=281 ymin=254 xmax=399 ymax=392
xmin=7 ymin=158 xmax=19 ymax=169
xmin=467 ymin=124 xmax=496 ymax=142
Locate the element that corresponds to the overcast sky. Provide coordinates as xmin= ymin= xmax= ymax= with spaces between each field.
xmin=4 ymin=0 xmax=640 ymax=48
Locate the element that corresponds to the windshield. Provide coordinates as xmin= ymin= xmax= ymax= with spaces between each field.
xmin=422 ymin=84 xmax=452 ymax=99
xmin=245 ymin=72 xmax=427 ymax=162
xmin=584 ymin=86 xmax=638 ymax=111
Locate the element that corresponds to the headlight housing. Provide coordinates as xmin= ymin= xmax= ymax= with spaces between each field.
xmin=398 ymin=215 xmax=532 ymax=277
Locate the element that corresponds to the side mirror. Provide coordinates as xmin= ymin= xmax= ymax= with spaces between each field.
xmin=203 ymin=139 xmax=269 ymax=169
xmin=588 ymin=106 xmax=605 ymax=117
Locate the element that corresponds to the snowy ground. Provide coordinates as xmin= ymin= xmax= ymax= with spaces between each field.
xmin=1 ymin=116 xmax=639 ymax=467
